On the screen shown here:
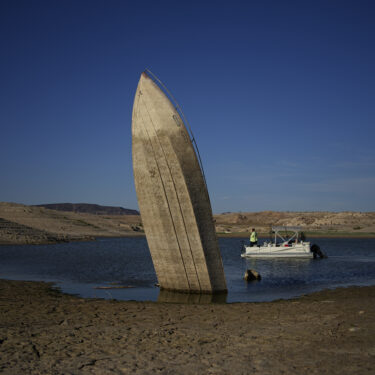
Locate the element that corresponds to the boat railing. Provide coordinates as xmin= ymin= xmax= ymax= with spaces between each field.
xmin=144 ymin=69 xmax=208 ymax=190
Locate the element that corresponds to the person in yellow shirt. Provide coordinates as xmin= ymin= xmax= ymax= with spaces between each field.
xmin=250 ymin=228 xmax=258 ymax=247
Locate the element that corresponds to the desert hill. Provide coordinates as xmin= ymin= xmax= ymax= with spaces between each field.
xmin=34 ymin=203 xmax=139 ymax=215
xmin=0 ymin=202 xmax=374 ymax=245
xmin=0 ymin=202 xmax=142 ymax=245
xmin=214 ymin=211 xmax=375 ymax=236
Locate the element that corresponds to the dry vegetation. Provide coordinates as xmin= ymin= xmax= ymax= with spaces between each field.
xmin=1 ymin=202 xmax=374 ymax=245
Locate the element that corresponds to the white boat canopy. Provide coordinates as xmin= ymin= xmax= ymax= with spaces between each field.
xmin=271 ymin=226 xmax=304 ymax=243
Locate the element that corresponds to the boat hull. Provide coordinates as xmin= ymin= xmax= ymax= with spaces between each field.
xmin=241 ymin=252 xmax=313 ymax=259
xmin=131 ymin=72 xmax=227 ymax=293
xmin=242 ymin=243 xmax=313 ymax=259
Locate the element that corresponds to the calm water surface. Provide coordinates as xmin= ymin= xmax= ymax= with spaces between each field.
xmin=1 ymin=237 xmax=375 ymax=303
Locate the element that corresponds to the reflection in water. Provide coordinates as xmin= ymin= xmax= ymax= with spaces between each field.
xmin=247 ymin=258 xmax=313 ymax=278
xmin=157 ymin=289 xmax=227 ymax=304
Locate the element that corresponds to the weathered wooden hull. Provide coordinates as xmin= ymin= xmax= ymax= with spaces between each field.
xmin=132 ymin=72 xmax=227 ymax=293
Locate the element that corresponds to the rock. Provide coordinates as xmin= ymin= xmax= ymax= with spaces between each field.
xmin=244 ymin=269 xmax=261 ymax=281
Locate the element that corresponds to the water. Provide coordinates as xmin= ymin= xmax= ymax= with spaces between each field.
xmin=0 ymin=237 xmax=375 ymax=303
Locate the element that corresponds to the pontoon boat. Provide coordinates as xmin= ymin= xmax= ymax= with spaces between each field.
xmin=241 ymin=226 xmax=313 ymax=259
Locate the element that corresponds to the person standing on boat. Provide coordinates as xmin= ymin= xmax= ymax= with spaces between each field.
xmin=250 ymin=228 xmax=258 ymax=247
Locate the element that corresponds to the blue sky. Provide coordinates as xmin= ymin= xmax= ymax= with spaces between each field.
xmin=0 ymin=0 xmax=374 ymax=213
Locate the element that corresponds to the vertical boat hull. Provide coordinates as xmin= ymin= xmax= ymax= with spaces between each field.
xmin=131 ymin=72 xmax=227 ymax=293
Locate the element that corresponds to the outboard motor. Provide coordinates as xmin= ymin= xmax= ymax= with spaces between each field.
xmin=311 ymin=244 xmax=327 ymax=259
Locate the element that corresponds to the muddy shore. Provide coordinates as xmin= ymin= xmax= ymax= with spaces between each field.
xmin=0 ymin=279 xmax=374 ymax=374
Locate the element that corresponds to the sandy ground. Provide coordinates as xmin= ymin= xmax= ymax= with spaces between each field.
xmin=0 ymin=280 xmax=374 ymax=374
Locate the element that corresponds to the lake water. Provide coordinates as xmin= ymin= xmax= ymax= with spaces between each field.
xmin=1 ymin=237 xmax=375 ymax=303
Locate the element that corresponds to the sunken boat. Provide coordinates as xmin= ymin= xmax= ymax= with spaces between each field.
xmin=131 ymin=70 xmax=227 ymax=293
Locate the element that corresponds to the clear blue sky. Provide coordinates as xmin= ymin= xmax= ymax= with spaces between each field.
xmin=1 ymin=0 xmax=374 ymax=213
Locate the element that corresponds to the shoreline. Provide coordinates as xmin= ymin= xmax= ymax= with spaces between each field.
xmin=2 ymin=273 xmax=375 ymax=304
xmin=1 ymin=231 xmax=375 ymax=246
xmin=1 ymin=279 xmax=374 ymax=373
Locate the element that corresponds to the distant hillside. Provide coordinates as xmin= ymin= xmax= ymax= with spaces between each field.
xmin=214 ymin=211 xmax=375 ymax=236
xmin=0 ymin=202 xmax=142 ymax=245
xmin=34 ymin=203 xmax=139 ymax=216
xmin=1 ymin=202 xmax=374 ymax=245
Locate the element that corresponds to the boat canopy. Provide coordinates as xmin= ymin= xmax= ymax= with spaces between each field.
xmin=272 ymin=226 xmax=302 ymax=232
